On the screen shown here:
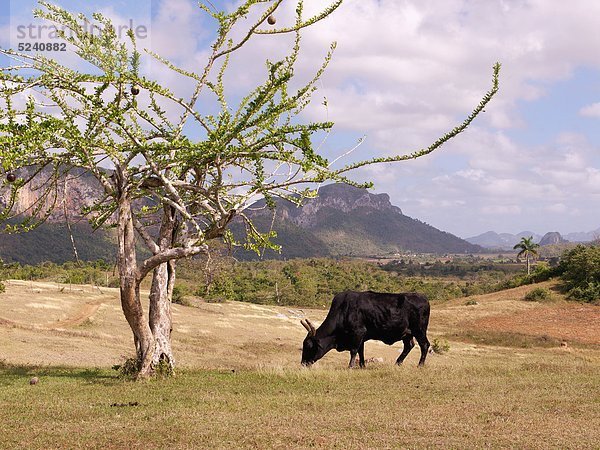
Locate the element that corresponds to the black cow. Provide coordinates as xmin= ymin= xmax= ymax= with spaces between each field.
xmin=300 ymin=291 xmax=430 ymax=368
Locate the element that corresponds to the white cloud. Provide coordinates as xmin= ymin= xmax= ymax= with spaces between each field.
xmin=579 ymin=102 xmax=600 ymax=118
xmin=148 ymin=0 xmax=207 ymax=60
xmin=455 ymin=169 xmax=486 ymax=181
xmin=545 ymin=203 xmax=568 ymax=214
xmin=481 ymin=204 xmax=522 ymax=216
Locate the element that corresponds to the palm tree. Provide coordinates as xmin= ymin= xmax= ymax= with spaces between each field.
xmin=513 ymin=236 xmax=540 ymax=275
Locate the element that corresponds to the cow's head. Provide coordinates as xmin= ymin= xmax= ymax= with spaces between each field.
xmin=300 ymin=319 xmax=319 ymax=366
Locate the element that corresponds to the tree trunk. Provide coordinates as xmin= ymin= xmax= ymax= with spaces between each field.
xmin=148 ymin=260 xmax=176 ymax=372
xmin=526 ymin=255 xmax=530 ymax=275
xmin=146 ymin=205 xmax=179 ymax=374
xmin=117 ymin=195 xmax=154 ymax=378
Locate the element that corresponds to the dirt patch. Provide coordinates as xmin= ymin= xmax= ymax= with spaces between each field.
xmin=0 ymin=299 xmax=104 ymax=330
xmin=468 ymin=304 xmax=600 ymax=346
xmin=51 ymin=300 xmax=103 ymax=328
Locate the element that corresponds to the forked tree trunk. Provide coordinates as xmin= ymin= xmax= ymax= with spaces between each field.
xmin=117 ymin=193 xmax=188 ymax=378
xmin=145 ymin=205 xmax=179 ymax=375
xmin=116 ymin=195 xmax=154 ymax=377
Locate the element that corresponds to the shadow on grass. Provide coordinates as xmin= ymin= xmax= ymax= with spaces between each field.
xmin=0 ymin=360 xmax=118 ymax=384
xmin=549 ymin=281 xmax=569 ymax=295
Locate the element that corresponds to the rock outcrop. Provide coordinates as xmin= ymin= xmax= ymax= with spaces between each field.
xmin=539 ymin=232 xmax=567 ymax=246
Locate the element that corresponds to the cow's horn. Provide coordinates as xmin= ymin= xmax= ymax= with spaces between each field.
xmin=305 ymin=319 xmax=316 ymax=336
xmin=300 ymin=319 xmax=311 ymax=333
xmin=300 ymin=319 xmax=316 ymax=336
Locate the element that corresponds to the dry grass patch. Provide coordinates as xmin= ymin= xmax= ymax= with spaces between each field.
xmin=470 ymin=304 xmax=600 ymax=346
xmin=447 ymin=329 xmax=564 ymax=348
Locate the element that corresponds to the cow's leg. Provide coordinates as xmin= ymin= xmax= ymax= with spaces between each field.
xmin=348 ymin=349 xmax=358 ymax=368
xmin=358 ymin=341 xmax=365 ymax=368
xmin=348 ymin=334 xmax=366 ymax=369
xmin=395 ymin=336 xmax=415 ymax=365
xmin=413 ymin=330 xmax=430 ymax=367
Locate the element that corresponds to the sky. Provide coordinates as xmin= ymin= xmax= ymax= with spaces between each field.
xmin=2 ymin=0 xmax=600 ymax=238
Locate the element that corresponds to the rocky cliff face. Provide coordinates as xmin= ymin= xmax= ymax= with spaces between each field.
xmin=539 ymin=232 xmax=567 ymax=246
xmin=0 ymin=166 xmax=103 ymax=222
xmin=254 ymin=184 xmax=402 ymax=228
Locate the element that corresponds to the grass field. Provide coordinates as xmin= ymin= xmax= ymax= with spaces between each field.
xmin=1 ymin=279 xmax=599 ymax=448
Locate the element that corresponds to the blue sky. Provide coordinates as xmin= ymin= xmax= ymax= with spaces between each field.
xmin=2 ymin=0 xmax=600 ymax=238
xmin=511 ymin=68 xmax=600 ymax=146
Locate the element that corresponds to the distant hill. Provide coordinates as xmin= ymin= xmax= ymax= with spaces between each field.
xmin=232 ymin=183 xmax=482 ymax=259
xmin=0 ymin=167 xmax=114 ymax=264
xmin=1 ymin=167 xmax=132 ymax=265
xmin=0 ymin=166 xmax=104 ymax=224
xmin=465 ymin=231 xmax=542 ymax=250
xmin=0 ymin=221 xmax=116 ymax=265
xmin=466 ymin=228 xmax=599 ymax=250
xmin=564 ymin=228 xmax=600 ymax=242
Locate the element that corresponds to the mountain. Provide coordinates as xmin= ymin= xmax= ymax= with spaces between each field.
xmin=233 ymin=183 xmax=482 ymax=259
xmin=465 ymin=231 xmax=514 ymax=249
xmin=0 ymin=221 xmax=117 ymax=264
xmin=0 ymin=166 xmax=103 ymax=224
xmin=1 ymin=175 xmax=480 ymax=263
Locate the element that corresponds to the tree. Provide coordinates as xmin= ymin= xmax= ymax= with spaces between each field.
xmin=0 ymin=1 xmax=500 ymax=378
xmin=513 ymin=236 xmax=540 ymax=275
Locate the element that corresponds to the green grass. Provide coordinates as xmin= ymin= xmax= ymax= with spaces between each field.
xmin=1 ymin=353 xmax=599 ymax=449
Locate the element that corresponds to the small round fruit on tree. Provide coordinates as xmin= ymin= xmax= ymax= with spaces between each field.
xmin=267 ymin=15 xmax=276 ymax=25
xmin=131 ymin=85 xmax=140 ymax=96
xmin=6 ymin=172 xmax=16 ymax=183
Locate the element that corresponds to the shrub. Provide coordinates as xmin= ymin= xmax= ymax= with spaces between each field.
xmin=172 ymin=285 xmax=193 ymax=306
xmin=431 ymin=338 xmax=450 ymax=354
xmin=523 ymin=287 xmax=552 ymax=302
xmin=112 ymin=357 xmax=140 ymax=378
xmin=559 ymin=245 xmax=600 ymax=303
xmin=0 ymin=282 xmax=5 ymax=294
xmin=529 ymin=262 xmax=557 ymax=283
xmin=0 ymin=260 xmax=118 ymax=287
xmin=567 ymin=281 xmax=600 ymax=303
xmin=192 ymin=258 xmax=477 ymax=307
